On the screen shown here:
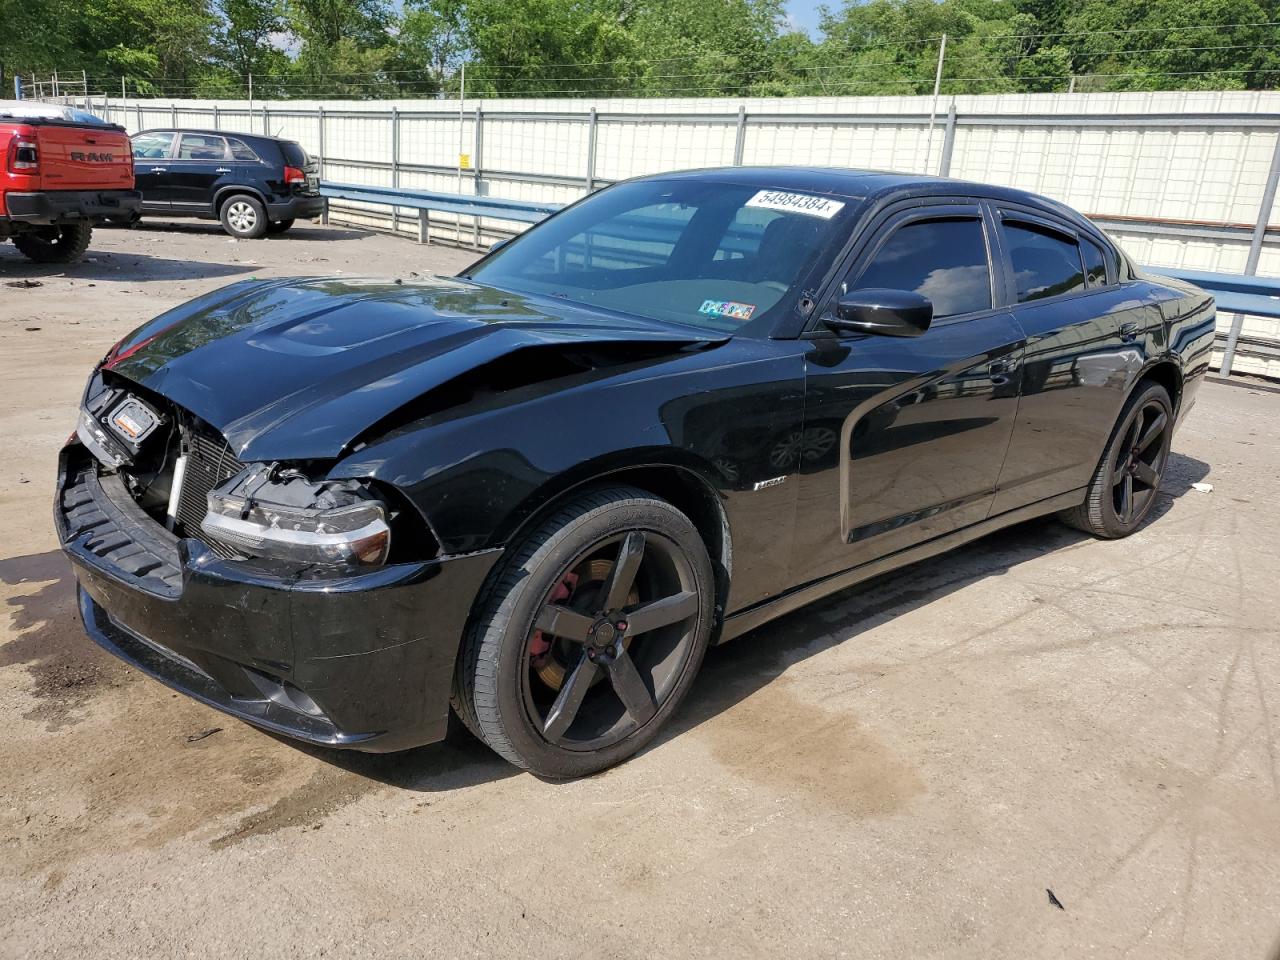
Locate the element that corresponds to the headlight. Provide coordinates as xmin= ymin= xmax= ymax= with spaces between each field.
xmin=201 ymin=465 xmax=391 ymax=566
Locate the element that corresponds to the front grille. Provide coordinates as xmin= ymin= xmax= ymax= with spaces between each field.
xmin=178 ymin=427 xmax=244 ymax=557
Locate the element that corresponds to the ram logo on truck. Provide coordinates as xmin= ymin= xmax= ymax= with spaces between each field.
xmin=71 ymin=151 xmax=117 ymax=163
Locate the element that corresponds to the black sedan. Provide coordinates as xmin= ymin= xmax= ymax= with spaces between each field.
xmin=56 ymin=167 xmax=1215 ymax=777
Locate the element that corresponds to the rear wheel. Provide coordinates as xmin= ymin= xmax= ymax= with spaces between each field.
xmin=1059 ymin=381 xmax=1174 ymax=538
xmin=453 ymin=485 xmax=714 ymax=778
xmin=219 ymin=195 xmax=268 ymax=239
xmin=266 ymin=218 xmax=295 ymax=235
xmin=12 ymin=223 xmax=93 ymax=263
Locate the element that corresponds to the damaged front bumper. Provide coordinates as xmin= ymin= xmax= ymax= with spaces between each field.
xmin=55 ymin=445 xmax=501 ymax=752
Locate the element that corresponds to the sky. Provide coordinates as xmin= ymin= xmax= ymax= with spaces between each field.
xmin=785 ymin=0 xmax=826 ymax=36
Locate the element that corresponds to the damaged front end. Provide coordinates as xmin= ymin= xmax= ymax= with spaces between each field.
xmin=56 ymin=368 xmax=501 ymax=752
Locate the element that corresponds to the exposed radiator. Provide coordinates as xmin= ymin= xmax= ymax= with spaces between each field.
xmin=177 ymin=427 xmax=244 ymax=557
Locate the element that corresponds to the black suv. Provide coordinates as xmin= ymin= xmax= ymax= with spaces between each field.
xmin=128 ymin=129 xmax=323 ymax=238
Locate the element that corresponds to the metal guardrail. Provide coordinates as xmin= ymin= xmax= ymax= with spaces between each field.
xmin=1149 ymin=268 xmax=1280 ymax=373
xmin=320 ymin=180 xmax=1280 ymax=377
xmin=319 ymin=181 xmax=560 ymax=244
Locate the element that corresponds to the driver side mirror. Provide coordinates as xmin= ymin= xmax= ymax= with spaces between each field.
xmin=825 ymin=288 xmax=932 ymax=338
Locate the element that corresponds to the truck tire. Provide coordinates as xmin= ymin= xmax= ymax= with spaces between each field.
xmin=12 ymin=223 xmax=93 ymax=264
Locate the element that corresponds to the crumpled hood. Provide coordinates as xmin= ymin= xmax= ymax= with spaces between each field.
xmin=103 ymin=275 xmax=720 ymax=462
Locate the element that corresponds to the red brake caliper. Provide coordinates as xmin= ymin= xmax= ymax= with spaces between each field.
xmin=530 ymin=571 xmax=579 ymax=662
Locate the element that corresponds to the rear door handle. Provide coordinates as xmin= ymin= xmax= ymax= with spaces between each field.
xmin=988 ymin=358 xmax=1018 ymax=381
xmin=215 ymin=167 xmax=231 ymax=174
xmin=149 ymin=166 xmax=167 ymax=173
xmin=1119 ymin=321 xmax=1140 ymax=342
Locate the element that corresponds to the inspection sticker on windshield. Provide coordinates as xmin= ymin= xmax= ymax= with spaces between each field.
xmin=699 ymin=299 xmax=756 ymax=321
xmin=745 ymin=189 xmax=845 ymax=219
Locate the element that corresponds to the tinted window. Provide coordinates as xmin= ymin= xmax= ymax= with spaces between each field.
xmin=281 ymin=142 xmax=310 ymax=168
xmin=227 ymin=138 xmax=259 ymax=161
xmin=467 ymin=179 xmax=855 ymax=334
xmin=850 ymin=217 xmax=992 ymax=319
xmin=131 ymin=132 xmax=174 ymax=159
xmin=176 ymin=134 xmax=228 ymax=161
xmin=1082 ymin=238 xmax=1108 ymax=287
xmin=1006 ymin=222 xmax=1085 ymax=302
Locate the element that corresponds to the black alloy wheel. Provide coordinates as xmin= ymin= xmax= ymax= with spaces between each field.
xmin=453 ymin=486 xmax=714 ymax=778
xmin=1060 ymin=380 xmax=1174 ymax=538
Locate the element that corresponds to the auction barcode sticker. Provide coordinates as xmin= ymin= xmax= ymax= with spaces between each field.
xmin=745 ymin=190 xmax=845 ymax=219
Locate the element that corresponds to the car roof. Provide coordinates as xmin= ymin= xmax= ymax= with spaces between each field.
xmin=634 ymin=165 xmax=1085 ymax=224
xmin=134 ymin=128 xmax=290 ymax=145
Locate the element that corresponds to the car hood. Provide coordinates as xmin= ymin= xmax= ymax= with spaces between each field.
xmin=103 ymin=275 xmax=723 ymax=462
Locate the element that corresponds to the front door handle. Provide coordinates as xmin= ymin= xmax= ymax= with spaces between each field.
xmin=149 ymin=166 xmax=167 ymax=173
xmin=1119 ymin=321 xmax=1140 ymax=342
xmin=215 ymin=167 xmax=231 ymax=174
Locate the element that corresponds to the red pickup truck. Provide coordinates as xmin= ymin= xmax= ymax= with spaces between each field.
xmin=1 ymin=101 xmax=141 ymax=263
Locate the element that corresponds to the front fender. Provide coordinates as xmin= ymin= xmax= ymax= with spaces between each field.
xmin=330 ymin=339 xmax=809 ymax=581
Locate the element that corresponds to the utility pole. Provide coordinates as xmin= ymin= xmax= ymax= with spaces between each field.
xmin=456 ymin=62 xmax=466 ymax=243
xmin=248 ymin=73 xmax=254 ymax=116
xmin=1068 ymin=75 xmax=1077 ymax=94
xmin=922 ymin=33 xmax=947 ymax=175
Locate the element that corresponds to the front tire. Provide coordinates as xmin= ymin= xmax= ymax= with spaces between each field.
xmin=453 ymin=485 xmax=715 ymax=778
xmin=219 ymin=195 xmax=268 ymax=239
xmin=12 ymin=223 xmax=92 ymax=263
xmin=1059 ymin=380 xmax=1174 ymax=538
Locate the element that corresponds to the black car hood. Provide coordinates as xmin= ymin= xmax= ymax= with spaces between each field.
xmin=103 ymin=276 xmax=722 ymax=462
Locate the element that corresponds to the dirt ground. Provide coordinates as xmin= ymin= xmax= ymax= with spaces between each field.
xmin=2 ymin=219 xmax=1279 ymax=960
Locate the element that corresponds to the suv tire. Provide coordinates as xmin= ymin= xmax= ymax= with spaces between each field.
xmin=219 ymin=195 xmax=268 ymax=239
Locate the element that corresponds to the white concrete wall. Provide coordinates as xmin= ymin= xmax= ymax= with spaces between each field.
xmin=85 ymin=91 xmax=1280 ymax=377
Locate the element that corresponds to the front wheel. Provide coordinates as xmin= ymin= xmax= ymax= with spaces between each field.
xmin=1059 ymin=380 xmax=1174 ymax=538
xmin=453 ymin=486 xmax=715 ymax=778
xmin=12 ymin=223 xmax=93 ymax=263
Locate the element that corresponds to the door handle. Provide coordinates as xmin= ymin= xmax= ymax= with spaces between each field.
xmin=1119 ymin=321 xmax=1140 ymax=342
xmin=215 ymin=167 xmax=231 ymax=174
xmin=988 ymin=358 xmax=1018 ymax=384
xmin=149 ymin=166 xmax=167 ymax=173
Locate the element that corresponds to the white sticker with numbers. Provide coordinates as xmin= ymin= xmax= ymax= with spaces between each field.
xmin=745 ymin=189 xmax=845 ymax=219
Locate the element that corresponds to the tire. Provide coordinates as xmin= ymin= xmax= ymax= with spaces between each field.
xmin=219 ymin=195 xmax=268 ymax=239
xmin=1059 ymin=380 xmax=1174 ymax=538
xmin=452 ymin=485 xmax=715 ymax=778
xmin=12 ymin=223 xmax=93 ymax=263
xmin=266 ymin=218 xmax=295 ymax=235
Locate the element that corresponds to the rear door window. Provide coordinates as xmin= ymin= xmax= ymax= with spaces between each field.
xmin=131 ymin=132 xmax=175 ymax=159
xmin=1004 ymin=221 xmax=1085 ymax=302
xmin=176 ymin=134 xmax=229 ymax=161
xmin=1082 ymin=238 xmax=1108 ymax=287
xmin=849 ymin=216 xmax=993 ymax=319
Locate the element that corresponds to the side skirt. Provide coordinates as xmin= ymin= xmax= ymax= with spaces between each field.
xmin=716 ymin=487 xmax=1086 ymax=644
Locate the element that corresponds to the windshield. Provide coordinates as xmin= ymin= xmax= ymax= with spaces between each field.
xmin=465 ymin=178 xmax=858 ymax=335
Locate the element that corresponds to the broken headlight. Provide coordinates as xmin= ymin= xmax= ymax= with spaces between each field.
xmin=201 ymin=465 xmax=391 ymax=566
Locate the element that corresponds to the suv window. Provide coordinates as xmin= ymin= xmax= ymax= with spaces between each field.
xmin=131 ymin=132 xmax=174 ymax=159
xmin=1006 ymin=222 xmax=1085 ymax=302
xmin=227 ymin=138 xmax=259 ymax=162
xmin=176 ymin=134 xmax=229 ymax=161
xmin=1082 ymin=238 xmax=1108 ymax=287
xmin=281 ymin=142 xmax=310 ymax=168
xmin=849 ymin=217 xmax=992 ymax=319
